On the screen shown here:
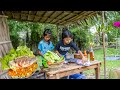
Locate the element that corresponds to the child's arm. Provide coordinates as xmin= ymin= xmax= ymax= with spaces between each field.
xmin=71 ymin=42 xmax=87 ymax=62
xmin=38 ymin=41 xmax=44 ymax=57
xmin=55 ymin=41 xmax=62 ymax=57
xmin=38 ymin=49 xmax=43 ymax=57
xmin=50 ymin=42 xmax=54 ymax=51
xmin=55 ymin=50 xmax=62 ymax=57
xmin=78 ymin=50 xmax=87 ymax=61
xmin=77 ymin=50 xmax=84 ymax=58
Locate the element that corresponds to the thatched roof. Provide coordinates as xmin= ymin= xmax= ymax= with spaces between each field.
xmin=2 ymin=11 xmax=98 ymax=25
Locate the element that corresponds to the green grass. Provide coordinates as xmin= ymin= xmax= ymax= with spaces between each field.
xmin=84 ymin=48 xmax=120 ymax=79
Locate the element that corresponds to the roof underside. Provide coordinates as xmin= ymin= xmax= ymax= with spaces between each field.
xmin=2 ymin=11 xmax=98 ymax=25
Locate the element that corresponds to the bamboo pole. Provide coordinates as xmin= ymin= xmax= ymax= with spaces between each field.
xmin=102 ymin=11 xmax=106 ymax=79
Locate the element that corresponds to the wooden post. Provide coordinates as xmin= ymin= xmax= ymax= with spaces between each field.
xmin=95 ymin=63 xmax=100 ymax=79
xmin=102 ymin=11 xmax=107 ymax=79
xmin=0 ymin=15 xmax=13 ymax=57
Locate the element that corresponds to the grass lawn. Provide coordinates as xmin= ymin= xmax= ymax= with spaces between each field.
xmin=84 ymin=48 xmax=120 ymax=79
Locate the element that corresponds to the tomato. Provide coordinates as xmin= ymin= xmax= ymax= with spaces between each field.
xmin=18 ymin=63 xmax=22 ymax=67
xmin=47 ymin=61 xmax=52 ymax=65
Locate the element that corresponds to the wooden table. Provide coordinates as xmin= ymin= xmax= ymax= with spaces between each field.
xmin=45 ymin=60 xmax=101 ymax=79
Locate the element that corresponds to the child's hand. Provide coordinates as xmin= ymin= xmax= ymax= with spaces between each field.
xmin=82 ymin=57 xmax=88 ymax=63
xmin=55 ymin=51 xmax=62 ymax=57
xmin=58 ymin=54 xmax=62 ymax=57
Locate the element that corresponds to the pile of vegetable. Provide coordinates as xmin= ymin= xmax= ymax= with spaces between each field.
xmin=43 ymin=51 xmax=64 ymax=67
xmin=9 ymin=56 xmax=37 ymax=70
xmin=8 ymin=63 xmax=38 ymax=78
xmin=8 ymin=56 xmax=38 ymax=78
xmin=0 ymin=46 xmax=38 ymax=78
xmin=0 ymin=46 xmax=35 ymax=70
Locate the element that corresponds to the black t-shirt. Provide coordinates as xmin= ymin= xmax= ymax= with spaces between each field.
xmin=55 ymin=40 xmax=79 ymax=55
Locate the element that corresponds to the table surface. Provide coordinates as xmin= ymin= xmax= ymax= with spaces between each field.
xmin=45 ymin=60 xmax=101 ymax=75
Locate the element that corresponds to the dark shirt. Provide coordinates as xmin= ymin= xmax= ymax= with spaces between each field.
xmin=55 ymin=40 xmax=79 ymax=55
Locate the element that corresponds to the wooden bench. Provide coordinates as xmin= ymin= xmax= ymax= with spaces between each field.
xmin=45 ymin=60 xmax=101 ymax=79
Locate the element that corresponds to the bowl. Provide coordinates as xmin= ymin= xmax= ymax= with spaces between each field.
xmin=48 ymin=60 xmax=64 ymax=69
xmin=74 ymin=54 xmax=82 ymax=59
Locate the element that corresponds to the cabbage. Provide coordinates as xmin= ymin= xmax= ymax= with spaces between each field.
xmin=43 ymin=51 xmax=63 ymax=63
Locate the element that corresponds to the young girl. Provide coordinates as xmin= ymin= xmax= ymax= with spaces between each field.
xmin=37 ymin=29 xmax=54 ymax=70
xmin=55 ymin=28 xmax=87 ymax=79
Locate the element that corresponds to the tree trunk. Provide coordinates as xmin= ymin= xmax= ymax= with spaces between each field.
xmin=102 ymin=11 xmax=107 ymax=79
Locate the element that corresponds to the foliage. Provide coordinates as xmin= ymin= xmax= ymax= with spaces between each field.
xmin=69 ymin=25 xmax=91 ymax=51
xmin=8 ymin=20 xmax=58 ymax=52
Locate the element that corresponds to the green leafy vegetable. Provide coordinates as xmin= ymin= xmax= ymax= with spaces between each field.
xmin=0 ymin=46 xmax=35 ymax=70
xmin=43 ymin=51 xmax=64 ymax=64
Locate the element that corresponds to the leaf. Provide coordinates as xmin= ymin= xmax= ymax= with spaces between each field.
xmin=84 ymin=19 xmax=88 ymax=26
xmin=101 ymin=23 xmax=105 ymax=31
xmin=86 ymin=18 xmax=91 ymax=26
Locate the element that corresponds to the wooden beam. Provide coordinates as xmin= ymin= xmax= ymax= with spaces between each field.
xmin=56 ymin=13 xmax=76 ymax=24
xmin=50 ymin=11 xmax=63 ymax=18
xmin=73 ymin=11 xmax=82 ymax=14
xmin=33 ymin=11 xmax=37 ymax=22
xmin=32 ymin=11 xmax=37 ymax=21
xmin=8 ymin=16 xmax=63 ymax=26
xmin=74 ymin=11 xmax=96 ymax=21
xmin=39 ymin=11 xmax=47 ymax=22
xmin=33 ymin=16 xmax=41 ymax=22
xmin=27 ymin=11 xmax=30 ymax=21
xmin=0 ymin=41 xmax=11 ymax=45
xmin=45 ymin=17 xmax=54 ymax=23
xmin=3 ymin=11 xmax=14 ymax=19
xmin=13 ymin=13 xmax=20 ymax=19
xmin=54 ymin=13 xmax=94 ymax=25
xmin=36 ymin=11 xmax=46 ymax=16
xmin=21 ymin=11 xmax=29 ymax=14
xmin=50 ymin=11 xmax=64 ymax=23
xmin=64 ymin=11 xmax=87 ymax=21
xmin=40 ymin=17 xmax=47 ymax=23
xmin=5 ymin=12 xmax=45 ymax=22
xmin=29 ymin=11 xmax=37 ymax=15
xmin=28 ymin=11 xmax=35 ymax=21
xmin=0 ymin=15 xmax=8 ymax=18
xmin=51 ymin=11 xmax=70 ymax=23
xmin=3 ymin=11 xmax=96 ymax=26
xmin=5 ymin=11 xmax=45 ymax=21
xmin=58 ymin=11 xmax=91 ymax=25
xmin=36 ymin=11 xmax=46 ymax=22
xmin=5 ymin=12 xmax=44 ymax=20
xmin=21 ymin=13 xmax=28 ymax=20
xmin=43 ymin=11 xmax=54 ymax=23
xmin=41 ymin=11 xmax=48 ymax=22
xmin=2 ymin=11 xmax=11 ymax=17
xmin=72 ymin=12 xmax=97 ymax=24
xmin=28 ymin=15 xmax=34 ymax=21
xmin=59 ymin=12 xmax=96 ymax=25
xmin=45 ymin=11 xmax=57 ymax=23
xmin=28 ymin=11 xmax=37 ymax=21
xmin=3 ymin=11 xmax=68 ymax=21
